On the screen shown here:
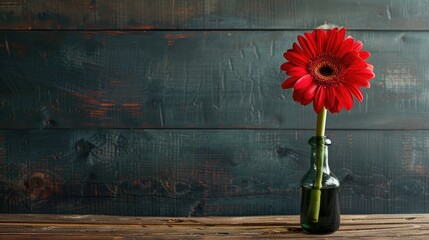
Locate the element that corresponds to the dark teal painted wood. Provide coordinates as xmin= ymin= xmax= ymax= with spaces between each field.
xmin=0 ymin=129 xmax=428 ymax=216
xmin=1 ymin=0 xmax=429 ymax=30
xmin=1 ymin=0 xmax=428 ymax=218
xmin=0 ymin=30 xmax=427 ymax=129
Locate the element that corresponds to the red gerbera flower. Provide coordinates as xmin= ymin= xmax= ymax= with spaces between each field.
xmin=281 ymin=28 xmax=375 ymax=113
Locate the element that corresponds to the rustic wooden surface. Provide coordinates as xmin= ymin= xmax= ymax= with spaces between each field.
xmin=0 ymin=30 xmax=427 ymax=129
xmin=1 ymin=0 xmax=429 ymax=216
xmin=1 ymin=0 xmax=429 ymax=30
xmin=0 ymin=129 xmax=428 ymax=216
xmin=0 ymin=214 xmax=428 ymax=239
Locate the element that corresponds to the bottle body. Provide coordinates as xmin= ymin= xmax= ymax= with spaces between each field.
xmin=300 ymin=136 xmax=340 ymax=234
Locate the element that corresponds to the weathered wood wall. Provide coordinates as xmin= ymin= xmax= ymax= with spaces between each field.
xmin=1 ymin=0 xmax=429 ymax=216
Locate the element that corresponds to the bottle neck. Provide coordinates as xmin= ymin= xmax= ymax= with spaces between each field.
xmin=308 ymin=136 xmax=331 ymax=175
xmin=309 ymin=145 xmax=330 ymax=174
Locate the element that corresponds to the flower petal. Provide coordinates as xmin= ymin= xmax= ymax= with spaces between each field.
xmin=294 ymin=74 xmax=313 ymax=90
xmin=302 ymin=84 xmax=318 ymax=104
xmin=282 ymin=76 xmax=300 ymax=89
xmin=292 ymin=43 xmax=306 ymax=57
xmin=333 ymin=28 xmax=346 ymax=53
xmin=335 ymin=86 xmax=353 ymax=110
xmin=359 ymin=51 xmax=370 ymax=60
xmin=326 ymin=86 xmax=336 ymax=110
xmin=304 ymin=32 xmax=317 ymax=56
xmin=359 ymin=68 xmax=376 ymax=79
xmin=341 ymin=60 xmax=368 ymax=74
xmin=337 ymin=37 xmax=354 ymax=58
xmin=313 ymin=86 xmax=326 ymax=113
xmin=343 ymin=71 xmax=372 ymax=87
xmin=342 ymin=51 xmax=359 ymax=64
xmin=286 ymin=66 xmax=307 ymax=77
xmin=314 ymin=29 xmax=326 ymax=53
xmin=344 ymin=82 xmax=364 ymax=102
xmin=333 ymin=99 xmax=342 ymax=113
xmin=284 ymin=50 xmax=308 ymax=66
xmin=280 ymin=62 xmax=294 ymax=71
xmin=349 ymin=77 xmax=371 ymax=88
xmin=352 ymin=41 xmax=363 ymax=51
xmin=298 ymin=35 xmax=315 ymax=59
xmin=280 ymin=62 xmax=296 ymax=71
xmin=326 ymin=28 xmax=339 ymax=53
xmin=292 ymin=88 xmax=311 ymax=105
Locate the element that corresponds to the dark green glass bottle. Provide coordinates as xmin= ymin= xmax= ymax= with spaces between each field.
xmin=300 ymin=136 xmax=340 ymax=234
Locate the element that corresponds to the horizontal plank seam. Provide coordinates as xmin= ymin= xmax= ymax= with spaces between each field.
xmin=0 ymin=128 xmax=428 ymax=131
xmin=1 ymin=221 xmax=426 ymax=225
xmin=0 ymin=222 xmax=300 ymax=226
xmin=2 ymin=29 xmax=429 ymax=32
xmin=0 ymin=222 xmax=426 ymax=226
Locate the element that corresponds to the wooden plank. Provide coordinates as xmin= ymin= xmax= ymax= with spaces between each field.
xmin=1 ymin=213 xmax=428 ymax=225
xmin=1 ymin=129 xmax=429 ymax=216
xmin=0 ymin=214 xmax=428 ymax=239
xmin=0 ymin=30 xmax=428 ymax=129
xmin=1 ymin=0 xmax=429 ymax=30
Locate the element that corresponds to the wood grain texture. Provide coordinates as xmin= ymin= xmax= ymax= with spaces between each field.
xmin=0 ymin=214 xmax=428 ymax=239
xmin=1 ymin=0 xmax=429 ymax=30
xmin=0 ymin=129 xmax=428 ymax=216
xmin=0 ymin=30 xmax=428 ymax=129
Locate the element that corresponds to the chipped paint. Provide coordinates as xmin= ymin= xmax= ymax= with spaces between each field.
xmin=383 ymin=64 xmax=418 ymax=93
xmin=163 ymin=33 xmax=193 ymax=46
xmin=127 ymin=24 xmax=156 ymax=30
xmin=69 ymin=91 xmax=113 ymax=121
xmin=122 ymin=103 xmax=142 ymax=107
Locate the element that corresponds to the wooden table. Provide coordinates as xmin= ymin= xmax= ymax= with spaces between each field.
xmin=0 ymin=214 xmax=427 ymax=239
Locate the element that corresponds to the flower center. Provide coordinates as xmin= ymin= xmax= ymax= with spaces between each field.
xmin=307 ymin=54 xmax=344 ymax=86
xmin=319 ymin=65 xmax=334 ymax=77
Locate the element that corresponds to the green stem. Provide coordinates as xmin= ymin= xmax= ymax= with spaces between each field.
xmin=316 ymin=107 xmax=327 ymax=137
xmin=307 ymin=107 xmax=327 ymax=223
